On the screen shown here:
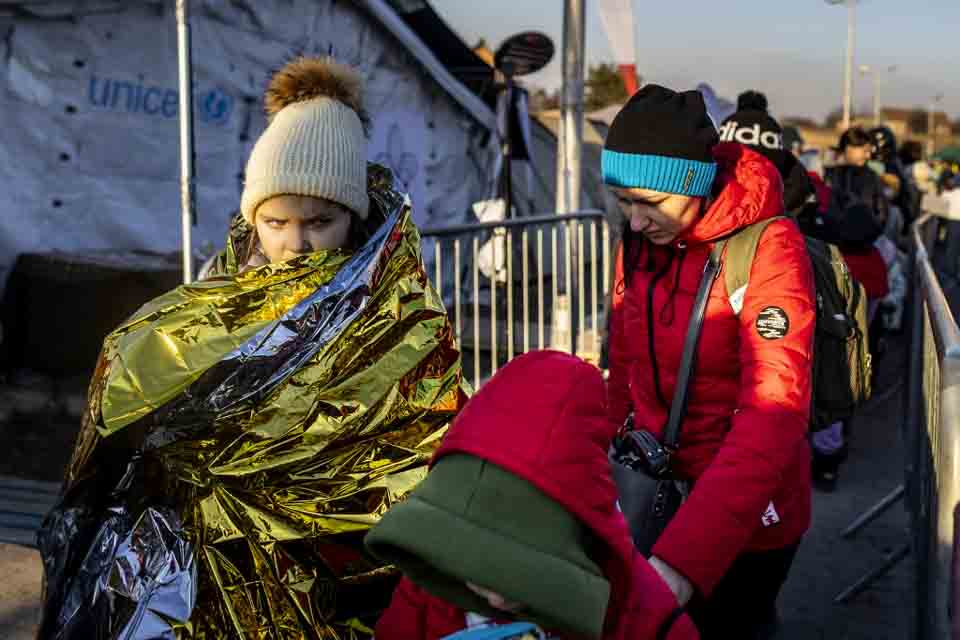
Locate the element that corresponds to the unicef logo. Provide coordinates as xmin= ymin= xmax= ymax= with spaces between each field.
xmin=199 ymin=88 xmax=234 ymax=126
xmin=86 ymin=74 xmax=236 ymax=127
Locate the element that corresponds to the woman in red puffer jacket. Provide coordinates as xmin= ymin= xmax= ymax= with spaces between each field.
xmin=602 ymin=85 xmax=815 ymax=639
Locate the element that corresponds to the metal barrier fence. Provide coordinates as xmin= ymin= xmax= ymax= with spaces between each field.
xmin=420 ymin=210 xmax=611 ymax=389
xmin=844 ymin=211 xmax=960 ymax=638
xmin=907 ymin=212 xmax=960 ymax=640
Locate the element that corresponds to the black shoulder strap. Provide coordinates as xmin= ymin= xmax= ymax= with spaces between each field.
xmin=662 ymin=243 xmax=723 ymax=449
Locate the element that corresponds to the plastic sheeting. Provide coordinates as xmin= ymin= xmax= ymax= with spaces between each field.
xmin=38 ymin=173 xmax=468 ymax=638
xmin=0 ymin=1 xmax=496 ymax=293
xmin=42 ymin=505 xmax=197 ymax=640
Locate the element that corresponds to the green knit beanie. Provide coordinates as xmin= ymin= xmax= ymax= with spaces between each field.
xmin=365 ymin=455 xmax=610 ymax=639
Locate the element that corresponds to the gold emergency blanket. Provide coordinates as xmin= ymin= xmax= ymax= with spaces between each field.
xmin=38 ymin=177 xmax=467 ymax=639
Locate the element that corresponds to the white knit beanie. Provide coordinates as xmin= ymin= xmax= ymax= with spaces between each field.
xmin=241 ymin=57 xmax=370 ymax=223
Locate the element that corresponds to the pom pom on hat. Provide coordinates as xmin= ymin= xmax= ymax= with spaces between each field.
xmin=264 ymin=56 xmax=371 ymax=134
xmin=719 ymin=91 xmax=789 ymax=178
xmin=736 ymin=90 xmax=768 ymax=112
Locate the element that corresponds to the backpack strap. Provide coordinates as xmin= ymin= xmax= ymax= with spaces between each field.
xmin=721 ymin=217 xmax=785 ymax=316
xmin=661 ymin=242 xmax=724 ymax=450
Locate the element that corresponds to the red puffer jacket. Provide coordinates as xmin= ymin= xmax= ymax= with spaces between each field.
xmin=376 ymin=351 xmax=699 ymax=640
xmin=608 ymin=143 xmax=815 ymax=597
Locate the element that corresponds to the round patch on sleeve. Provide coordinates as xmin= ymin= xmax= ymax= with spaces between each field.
xmin=755 ymin=306 xmax=790 ymax=340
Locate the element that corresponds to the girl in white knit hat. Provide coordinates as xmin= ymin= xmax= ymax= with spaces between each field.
xmin=38 ymin=57 xmax=466 ymax=640
xmin=238 ymin=56 xmax=383 ymax=268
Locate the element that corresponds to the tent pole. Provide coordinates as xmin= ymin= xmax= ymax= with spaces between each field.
xmin=556 ymin=0 xmax=584 ymax=216
xmin=176 ymin=0 xmax=196 ymax=284
xmin=555 ymin=0 xmax=585 ymax=354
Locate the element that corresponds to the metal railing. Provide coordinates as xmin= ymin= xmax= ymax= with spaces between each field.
xmin=421 ymin=210 xmax=611 ymax=389
xmin=806 ymin=204 xmax=960 ymax=638
xmin=907 ymin=211 xmax=960 ymax=640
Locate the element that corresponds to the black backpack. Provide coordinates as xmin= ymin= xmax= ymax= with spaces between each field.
xmin=723 ymin=218 xmax=872 ymax=430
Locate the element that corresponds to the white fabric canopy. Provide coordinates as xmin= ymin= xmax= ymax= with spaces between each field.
xmin=0 ymin=0 xmax=497 ymax=290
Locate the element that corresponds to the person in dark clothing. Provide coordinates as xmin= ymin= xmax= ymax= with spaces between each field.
xmin=939 ymin=168 xmax=957 ymax=195
xmin=782 ymin=125 xmax=804 ymax=157
xmin=836 ymin=127 xmax=873 ymax=166
xmin=718 ymin=91 xmax=818 ymax=218
xmin=826 ymin=128 xmax=890 ymax=230
xmin=809 ymin=127 xmax=892 ymax=490
xmin=899 ymin=140 xmax=924 ymax=167
xmin=870 ymin=126 xmax=919 ymax=229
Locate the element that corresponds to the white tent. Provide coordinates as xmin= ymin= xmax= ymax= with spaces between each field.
xmin=696 ymin=82 xmax=736 ymax=128
xmin=0 ymin=0 xmax=499 ymax=290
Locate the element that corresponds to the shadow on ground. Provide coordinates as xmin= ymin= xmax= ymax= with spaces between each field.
xmin=779 ymin=332 xmax=913 ymax=639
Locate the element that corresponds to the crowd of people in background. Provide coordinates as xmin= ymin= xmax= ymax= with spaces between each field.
xmin=715 ymin=88 xmax=937 ymax=494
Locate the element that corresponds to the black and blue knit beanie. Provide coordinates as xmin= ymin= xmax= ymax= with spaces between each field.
xmin=601 ymin=84 xmax=719 ymax=197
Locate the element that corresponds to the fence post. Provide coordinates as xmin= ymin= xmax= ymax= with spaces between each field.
xmin=933 ymin=351 xmax=960 ymax=638
xmin=908 ymin=213 xmax=960 ymax=638
xmin=907 ymin=231 xmax=930 ymax=640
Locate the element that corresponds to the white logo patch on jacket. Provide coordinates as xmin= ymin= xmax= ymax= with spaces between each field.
xmin=761 ymin=501 xmax=781 ymax=527
xmin=729 ymin=285 xmax=747 ymax=315
xmin=755 ymin=306 xmax=790 ymax=340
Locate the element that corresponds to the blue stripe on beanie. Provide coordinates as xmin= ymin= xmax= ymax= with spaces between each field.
xmin=601 ymin=149 xmax=717 ymax=197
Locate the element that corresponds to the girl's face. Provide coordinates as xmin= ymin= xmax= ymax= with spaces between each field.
xmin=843 ymin=144 xmax=872 ymax=167
xmin=610 ymin=187 xmax=704 ymax=245
xmin=254 ymin=195 xmax=353 ymax=264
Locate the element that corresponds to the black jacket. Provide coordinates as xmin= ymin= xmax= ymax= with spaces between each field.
xmin=826 ymin=166 xmax=889 ymax=223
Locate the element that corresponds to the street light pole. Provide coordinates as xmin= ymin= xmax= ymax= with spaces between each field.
xmin=860 ymin=64 xmax=897 ymax=127
xmin=828 ymin=0 xmax=857 ymax=130
xmin=859 ymin=65 xmax=877 ymax=126
xmin=880 ymin=65 xmax=896 ymax=126
xmin=928 ymin=93 xmax=944 ymax=157
xmin=845 ymin=0 xmax=855 ymax=129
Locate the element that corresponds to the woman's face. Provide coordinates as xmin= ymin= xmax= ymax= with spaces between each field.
xmin=254 ymin=195 xmax=353 ymax=264
xmin=843 ymin=144 xmax=872 ymax=167
xmin=610 ymin=187 xmax=704 ymax=245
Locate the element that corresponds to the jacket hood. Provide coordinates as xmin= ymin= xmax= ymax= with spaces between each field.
xmin=434 ymin=351 xmax=646 ymax=634
xmin=679 ymin=142 xmax=784 ymax=245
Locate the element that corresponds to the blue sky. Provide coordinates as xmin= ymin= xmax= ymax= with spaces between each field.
xmin=430 ymin=1 xmax=960 ymax=122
